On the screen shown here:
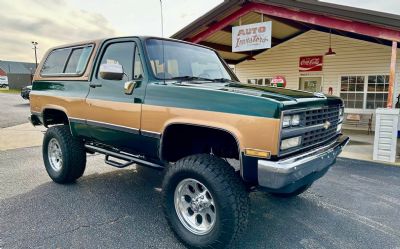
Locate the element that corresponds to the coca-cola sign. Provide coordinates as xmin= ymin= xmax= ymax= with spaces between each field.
xmin=299 ymin=56 xmax=323 ymax=72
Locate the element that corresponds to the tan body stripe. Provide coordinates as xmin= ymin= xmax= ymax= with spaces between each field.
xmin=141 ymin=105 xmax=280 ymax=154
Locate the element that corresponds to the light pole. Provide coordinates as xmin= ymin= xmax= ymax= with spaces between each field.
xmin=31 ymin=41 xmax=38 ymax=69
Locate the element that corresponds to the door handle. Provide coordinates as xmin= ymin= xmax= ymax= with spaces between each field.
xmin=90 ymin=83 xmax=102 ymax=88
xmin=124 ymin=80 xmax=140 ymax=95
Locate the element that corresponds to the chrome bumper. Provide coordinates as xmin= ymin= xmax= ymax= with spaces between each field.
xmin=258 ymin=135 xmax=349 ymax=190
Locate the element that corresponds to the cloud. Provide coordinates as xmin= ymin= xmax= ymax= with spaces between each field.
xmin=0 ymin=0 xmax=121 ymax=62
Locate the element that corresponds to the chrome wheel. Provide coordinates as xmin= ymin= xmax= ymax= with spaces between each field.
xmin=174 ymin=178 xmax=216 ymax=235
xmin=48 ymin=138 xmax=63 ymax=172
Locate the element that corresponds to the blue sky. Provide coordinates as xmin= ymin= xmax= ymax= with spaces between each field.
xmin=0 ymin=0 xmax=399 ymax=62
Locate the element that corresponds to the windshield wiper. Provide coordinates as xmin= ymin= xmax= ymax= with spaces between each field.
xmin=170 ymin=76 xmax=214 ymax=82
xmin=211 ymin=78 xmax=237 ymax=83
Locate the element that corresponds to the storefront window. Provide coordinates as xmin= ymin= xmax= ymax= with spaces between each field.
xmin=339 ymin=74 xmax=389 ymax=109
xmin=366 ymin=75 xmax=389 ymax=109
xmin=247 ymin=77 xmax=272 ymax=86
xmin=340 ymin=75 xmax=364 ymax=109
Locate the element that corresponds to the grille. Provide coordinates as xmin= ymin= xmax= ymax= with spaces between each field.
xmin=302 ymin=125 xmax=337 ymax=148
xmin=280 ymin=105 xmax=340 ymax=155
xmin=303 ymin=106 xmax=340 ymax=147
xmin=305 ymin=106 xmax=340 ymax=126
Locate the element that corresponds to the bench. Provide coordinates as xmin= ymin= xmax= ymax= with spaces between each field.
xmin=344 ymin=113 xmax=373 ymax=134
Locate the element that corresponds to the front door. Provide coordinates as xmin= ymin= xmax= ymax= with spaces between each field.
xmin=85 ymin=39 xmax=146 ymax=153
xmin=299 ymin=77 xmax=322 ymax=92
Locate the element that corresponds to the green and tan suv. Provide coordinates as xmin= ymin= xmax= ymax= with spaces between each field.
xmin=30 ymin=36 xmax=349 ymax=249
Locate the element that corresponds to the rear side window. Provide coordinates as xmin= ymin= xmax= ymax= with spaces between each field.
xmin=41 ymin=45 xmax=93 ymax=76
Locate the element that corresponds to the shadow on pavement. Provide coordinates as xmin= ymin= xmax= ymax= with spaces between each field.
xmin=12 ymin=103 xmax=30 ymax=107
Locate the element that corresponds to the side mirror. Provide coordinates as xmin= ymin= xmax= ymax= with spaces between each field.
xmin=99 ymin=63 xmax=124 ymax=80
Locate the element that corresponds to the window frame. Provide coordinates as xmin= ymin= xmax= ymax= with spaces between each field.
xmin=40 ymin=44 xmax=94 ymax=77
xmin=95 ymin=41 xmax=137 ymax=81
xmin=143 ymin=37 xmax=238 ymax=82
xmin=339 ymin=73 xmax=390 ymax=112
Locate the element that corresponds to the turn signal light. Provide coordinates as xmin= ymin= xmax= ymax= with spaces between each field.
xmin=244 ymin=149 xmax=271 ymax=158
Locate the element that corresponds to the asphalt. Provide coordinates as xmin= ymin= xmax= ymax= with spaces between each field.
xmin=1 ymin=147 xmax=400 ymax=249
xmin=0 ymin=93 xmax=30 ymax=128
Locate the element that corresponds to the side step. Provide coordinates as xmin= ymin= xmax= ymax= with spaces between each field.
xmin=85 ymin=144 xmax=164 ymax=170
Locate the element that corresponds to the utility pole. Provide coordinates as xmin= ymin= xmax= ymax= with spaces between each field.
xmin=31 ymin=41 xmax=38 ymax=69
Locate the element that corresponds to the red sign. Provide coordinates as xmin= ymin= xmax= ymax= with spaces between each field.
xmin=299 ymin=56 xmax=323 ymax=72
xmin=271 ymin=76 xmax=286 ymax=88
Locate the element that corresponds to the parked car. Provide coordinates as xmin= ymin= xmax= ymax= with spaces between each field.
xmin=29 ymin=37 xmax=349 ymax=249
xmin=21 ymin=85 xmax=32 ymax=99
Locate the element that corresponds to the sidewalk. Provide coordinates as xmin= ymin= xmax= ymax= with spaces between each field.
xmin=340 ymin=129 xmax=400 ymax=165
xmin=0 ymin=123 xmax=44 ymax=151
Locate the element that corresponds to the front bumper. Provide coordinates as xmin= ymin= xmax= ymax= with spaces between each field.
xmin=257 ymin=135 xmax=349 ymax=192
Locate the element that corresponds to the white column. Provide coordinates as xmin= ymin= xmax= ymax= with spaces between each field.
xmin=373 ymin=108 xmax=399 ymax=162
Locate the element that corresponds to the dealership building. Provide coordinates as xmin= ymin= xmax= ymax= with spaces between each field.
xmin=0 ymin=60 xmax=36 ymax=89
xmin=172 ymin=0 xmax=400 ymax=124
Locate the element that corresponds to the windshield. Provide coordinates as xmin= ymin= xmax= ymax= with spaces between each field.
xmin=145 ymin=39 xmax=237 ymax=81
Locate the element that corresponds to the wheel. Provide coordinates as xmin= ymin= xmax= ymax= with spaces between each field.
xmin=270 ymin=183 xmax=311 ymax=198
xmin=162 ymin=154 xmax=249 ymax=249
xmin=43 ymin=125 xmax=86 ymax=184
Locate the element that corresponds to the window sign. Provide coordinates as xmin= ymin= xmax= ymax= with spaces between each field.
xmin=232 ymin=22 xmax=272 ymax=52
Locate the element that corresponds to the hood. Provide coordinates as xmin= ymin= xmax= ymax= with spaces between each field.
xmin=224 ymin=83 xmax=320 ymax=101
xmin=172 ymin=81 xmax=336 ymax=102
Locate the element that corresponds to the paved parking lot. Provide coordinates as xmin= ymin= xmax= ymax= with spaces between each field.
xmin=1 ymin=147 xmax=400 ymax=249
xmin=1 ymin=93 xmax=400 ymax=248
xmin=0 ymin=93 xmax=30 ymax=128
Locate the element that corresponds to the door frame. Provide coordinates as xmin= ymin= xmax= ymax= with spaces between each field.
xmin=298 ymin=75 xmax=324 ymax=92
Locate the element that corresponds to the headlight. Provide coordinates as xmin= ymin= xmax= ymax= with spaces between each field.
xmin=282 ymin=116 xmax=291 ymax=127
xmin=282 ymin=114 xmax=301 ymax=127
xmin=291 ymin=114 xmax=301 ymax=126
xmin=281 ymin=136 xmax=301 ymax=150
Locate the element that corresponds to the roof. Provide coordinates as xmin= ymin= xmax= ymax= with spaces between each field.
xmin=172 ymin=0 xmax=400 ymax=64
xmin=0 ymin=61 xmax=36 ymax=74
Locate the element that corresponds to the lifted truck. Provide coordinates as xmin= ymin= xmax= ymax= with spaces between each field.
xmin=30 ymin=37 xmax=349 ymax=249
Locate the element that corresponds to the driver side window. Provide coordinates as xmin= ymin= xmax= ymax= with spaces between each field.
xmin=98 ymin=42 xmax=134 ymax=81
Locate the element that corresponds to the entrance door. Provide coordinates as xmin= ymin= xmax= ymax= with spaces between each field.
xmin=299 ymin=77 xmax=322 ymax=92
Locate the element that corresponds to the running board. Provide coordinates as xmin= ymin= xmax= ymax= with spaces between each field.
xmin=84 ymin=144 xmax=164 ymax=170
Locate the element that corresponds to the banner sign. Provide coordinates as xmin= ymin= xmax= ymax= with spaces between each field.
xmin=271 ymin=76 xmax=286 ymax=88
xmin=299 ymin=56 xmax=323 ymax=72
xmin=232 ymin=22 xmax=272 ymax=52
xmin=0 ymin=76 xmax=8 ymax=85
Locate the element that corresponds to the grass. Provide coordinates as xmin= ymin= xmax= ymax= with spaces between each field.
xmin=0 ymin=88 xmax=20 ymax=94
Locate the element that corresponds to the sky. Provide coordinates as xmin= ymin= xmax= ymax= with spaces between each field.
xmin=0 ymin=0 xmax=399 ymax=62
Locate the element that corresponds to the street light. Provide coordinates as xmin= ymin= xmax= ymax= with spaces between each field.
xmin=31 ymin=41 xmax=38 ymax=69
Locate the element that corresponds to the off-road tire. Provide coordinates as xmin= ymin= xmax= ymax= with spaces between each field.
xmin=43 ymin=125 xmax=86 ymax=184
xmin=270 ymin=183 xmax=312 ymax=198
xmin=162 ymin=154 xmax=249 ymax=249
